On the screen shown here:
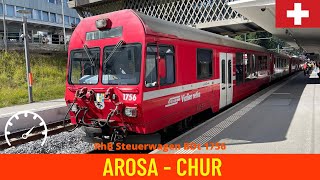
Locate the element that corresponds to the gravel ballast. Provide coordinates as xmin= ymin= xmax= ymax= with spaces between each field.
xmin=0 ymin=128 xmax=94 ymax=154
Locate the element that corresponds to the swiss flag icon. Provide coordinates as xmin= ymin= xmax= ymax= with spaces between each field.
xmin=276 ymin=0 xmax=320 ymax=28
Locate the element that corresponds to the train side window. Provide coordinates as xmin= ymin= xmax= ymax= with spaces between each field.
xmin=265 ymin=56 xmax=268 ymax=70
xmin=244 ymin=53 xmax=251 ymax=82
xmin=285 ymin=59 xmax=288 ymax=68
xmin=257 ymin=56 xmax=262 ymax=75
xmin=145 ymin=44 xmax=175 ymax=87
xmin=252 ymin=54 xmax=257 ymax=79
xmin=159 ymin=45 xmax=175 ymax=86
xmin=284 ymin=59 xmax=286 ymax=68
xmin=258 ymin=56 xmax=261 ymax=70
xmin=236 ymin=52 xmax=244 ymax=85
xmin=228 ymin=59 xmax=232 ymax=84
xmin=221 ymin=60 xmax=226 ymax=84
xmin=145 ymin=45 xmax=158 ymax=87
xmin=197 ymin=49 xmax=213 ymax=80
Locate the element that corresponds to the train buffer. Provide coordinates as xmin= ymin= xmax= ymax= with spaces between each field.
xmin=151 ymin=72 xmax=320 ymax=154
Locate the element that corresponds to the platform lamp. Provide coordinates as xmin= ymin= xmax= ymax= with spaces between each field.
xmin=17 ymin=9 xmax=33 ymax=103
xmin=2 ymin=0 xmax=8 ymax=52
xmin=61 ymin=0 xmax=67 ymax=51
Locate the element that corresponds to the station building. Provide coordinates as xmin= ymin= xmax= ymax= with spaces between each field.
xmin=0 ymin=0 xmax=80 ymax=45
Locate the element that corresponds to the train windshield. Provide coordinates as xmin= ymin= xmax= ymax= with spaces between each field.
xmin=102 ymin=44 xmax=142 ymax=85
xmin=69 ymin=48 xmax=100 ymax=84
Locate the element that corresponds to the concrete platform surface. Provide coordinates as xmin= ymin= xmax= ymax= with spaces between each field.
xmin=0 ymin=99 xmax=67 ymax=136
xmin=152 ymin=72 xmax=320 ymax=154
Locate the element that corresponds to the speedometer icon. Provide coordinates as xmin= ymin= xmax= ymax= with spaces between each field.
xmin=4 ymin=111 xmax=48 ymax=146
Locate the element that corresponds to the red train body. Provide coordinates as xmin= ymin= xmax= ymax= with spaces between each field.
xmin=65 ymin=10 xmax=302 ymax=143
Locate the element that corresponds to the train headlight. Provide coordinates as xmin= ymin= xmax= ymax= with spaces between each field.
xmin=96 ymin=18 xmax=110 ymax=30
xmin=124 ymin=107 xmax=137 ymax=118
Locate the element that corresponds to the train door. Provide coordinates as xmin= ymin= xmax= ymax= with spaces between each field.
xmin=219 ymin=53 xmax=233 ymax=109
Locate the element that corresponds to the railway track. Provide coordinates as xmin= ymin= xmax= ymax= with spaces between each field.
xmin=0 ymin=120 xmax=76 ymax=150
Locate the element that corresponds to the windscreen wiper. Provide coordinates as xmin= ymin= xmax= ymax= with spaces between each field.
xmin=104 ymin=40 xmax=125 ymax=66
xmin=83 ymin=44 xmax=96 ymax=67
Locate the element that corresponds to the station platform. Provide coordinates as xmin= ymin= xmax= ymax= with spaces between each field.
xmin=151 ymin=72 xmax=320 ymax=154
xmin=0 ymin=99 xmax=67 ymax=136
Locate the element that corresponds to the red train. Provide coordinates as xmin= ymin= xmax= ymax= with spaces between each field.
xmin=65 ymin=10 xmax=303 ymax=143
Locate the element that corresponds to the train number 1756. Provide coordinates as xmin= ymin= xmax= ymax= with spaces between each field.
xmin=123 ymin=94 xmax=137 ymax=101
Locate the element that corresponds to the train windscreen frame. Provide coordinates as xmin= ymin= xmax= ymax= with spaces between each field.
xmin=102 ymin=43 xmax=142 ymax=85
xmin=69 ymin=47 xmax=100 ymax=85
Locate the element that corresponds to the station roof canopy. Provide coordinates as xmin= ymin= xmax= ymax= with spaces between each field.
xmin=68 ymin=0 xmax=264 ymax=36
xmin=229 ymin=0 xmax=320 ymax=55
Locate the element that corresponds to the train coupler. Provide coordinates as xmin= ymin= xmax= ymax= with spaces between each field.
xmin=109 ymin=127 xmax=127 ymax=142
xmin=81 ymin=125 xmax=127 ymax=144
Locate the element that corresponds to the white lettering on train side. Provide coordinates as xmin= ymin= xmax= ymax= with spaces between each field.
xmin=193 ymin=91 xmax=201 ymax=99
xmin=181 ymin=93 xmax=193 ymax=102
xmin=165 ymin=91 xmax=201 ymax=108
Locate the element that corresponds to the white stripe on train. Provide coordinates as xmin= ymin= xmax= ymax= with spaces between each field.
xmin=143 ymin=77 xmax=237 ymax=101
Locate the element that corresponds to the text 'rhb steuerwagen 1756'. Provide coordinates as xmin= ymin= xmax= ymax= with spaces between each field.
xmin=94 ymin=142 xmax=226 ymax=152
xmin=64 ymin=9 xmax=303 ymax=145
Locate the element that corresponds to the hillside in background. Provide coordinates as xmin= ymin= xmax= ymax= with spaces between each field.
xmin=0 ymin=51 xmax=67 ymax=108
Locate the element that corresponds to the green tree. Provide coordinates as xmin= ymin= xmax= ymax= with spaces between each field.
xmin=233 ymin=32 xmax=303 ymax=56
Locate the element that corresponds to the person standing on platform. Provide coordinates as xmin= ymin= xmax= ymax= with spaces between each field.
xmin=303 ymin=62 xmax=308 ymax=76
xmin=308 ymin=62 xmax=312 ymax=75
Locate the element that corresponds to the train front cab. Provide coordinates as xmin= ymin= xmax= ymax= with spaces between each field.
xmin=65 ymin=10 xmax=165 ymax=143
